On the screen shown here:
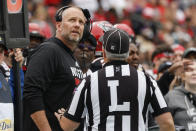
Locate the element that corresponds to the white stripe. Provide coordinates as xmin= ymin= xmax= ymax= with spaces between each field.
xmin=106 ymin=65 xmax=114 ymax=77
xmin=85 ymin=113 xmax=90 ymax=129
xmin=145 ymin=110 xmax=149 ymax=130
xmin=91 ymin=72 xmax=100 ymax=129
xmin=100 ymin=59 xmax=104 ymax=64
xmin=68 ymin=79 xmax=86 ymax=115
xmin=121 ymin=65 xmax=130 ymax=76
xmin=82 ymin=89 xmax=88 ymax=118
xmin=137 ymin=70 xmax=147 ymax=131
xmin=91 ymin=128 xmax=98 ymax=131
xmin=84 ymin=69 xmax=93 ymax=78
xmin=85 ymin=87 xmax=90 ymax=127
xmin=91 ymin=57 xmax=104 ymax=64
xmin=106 ymin=115 xmax=114 ymax=131
xmin=122 ymin=115 xmax=131 ymax=131
xmin=149 ymin=87 xmax=154 ymax=113
xmin=118 ymin=31 xmax=121 ymax=54
xmin=83 ymin=120 xmax=87 ymax=131
xmin=150 ymin=77 xmax=167 ymax=108
xmin=149 ymin=104 xmax=154 ymax=114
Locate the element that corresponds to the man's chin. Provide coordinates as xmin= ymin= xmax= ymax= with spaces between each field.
xmin=71 ymin=38 xmax=80 ymax=43
xmin=70 ymin=35 xmax=82 ymax=42
xmin=131 ymin=63 xmax=138 ymax=68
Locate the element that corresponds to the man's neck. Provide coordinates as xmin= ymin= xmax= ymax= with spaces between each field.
xmin=56 ymin=36 xmax=76 ymax=51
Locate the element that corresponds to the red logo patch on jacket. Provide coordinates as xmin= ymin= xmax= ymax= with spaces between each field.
xmin=75 ymin=78 xmax=80 ymax=86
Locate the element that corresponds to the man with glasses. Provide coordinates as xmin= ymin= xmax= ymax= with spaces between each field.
xmin=74 ymin=34 xmax=97 ymax=74
xmin=55 ymin=29 xmax=175 ymax=131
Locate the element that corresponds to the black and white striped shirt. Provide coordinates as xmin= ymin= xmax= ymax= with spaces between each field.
xmin=64 ymin=61 xmax=169 ymax=131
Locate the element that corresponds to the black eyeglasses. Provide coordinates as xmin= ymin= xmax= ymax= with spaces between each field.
xmin=78 ymin=43 xmax=96 ymax=51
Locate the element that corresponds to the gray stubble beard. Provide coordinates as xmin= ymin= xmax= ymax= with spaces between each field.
xmin=64 ymin=34 xmax=82 ymax=48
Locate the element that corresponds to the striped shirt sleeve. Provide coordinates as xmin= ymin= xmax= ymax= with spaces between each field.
xmin=64 ymin=77 xmax=90 ymax=122
xmin=149 ymin=77 xmax=169 ymax=117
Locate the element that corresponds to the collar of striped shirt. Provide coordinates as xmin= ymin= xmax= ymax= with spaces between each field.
xmin=103 ymin=60 xmax=128 ymax=67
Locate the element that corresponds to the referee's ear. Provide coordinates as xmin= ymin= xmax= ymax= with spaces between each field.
xmin=103 ymin=50 xmax=108 ymax=62
xmin=103 ymin=50 xmax=106 ymax=58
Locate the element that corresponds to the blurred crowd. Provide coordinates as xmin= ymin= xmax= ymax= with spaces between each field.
xmin=1 ymin=0 xmax=196 ymax=131
xmin=27 ymin=1 xmax=196 ymax=130
xmin=27 ymin=0 xmax=196 ymax=68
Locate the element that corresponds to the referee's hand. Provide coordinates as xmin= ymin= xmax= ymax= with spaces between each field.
xmin=54 ymin=108 xmax=66 ymax=121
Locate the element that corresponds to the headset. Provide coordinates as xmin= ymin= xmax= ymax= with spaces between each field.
xmin=55 ymin=6 xmax=92 ymax=39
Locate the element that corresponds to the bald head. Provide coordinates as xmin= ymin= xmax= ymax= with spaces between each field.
xmin=56 ymin=7 xmax=87 ymax=51
xmin=61 ymin=7 xmax=86 ymax=22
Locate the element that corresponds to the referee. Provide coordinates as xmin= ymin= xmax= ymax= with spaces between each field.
xmin=55 ymin=29 xmax=175 ymax=131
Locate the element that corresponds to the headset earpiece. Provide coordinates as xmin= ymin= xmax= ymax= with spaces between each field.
xmin=81 ymin=8 xmax=92 ymax=39
xmin=55 ymin=6 xmax=72 ymax=22
xmin=82 ymin=24 xmax=91 ymax=40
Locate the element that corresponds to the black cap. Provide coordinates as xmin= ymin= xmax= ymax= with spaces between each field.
xmin=30 ymin=32 xmax=45 ymax=39
xmin=103 ymin=29 xmax=129 ymax=54
xmin=158 ymin=61 xmax=172 ymax=73
xmin=87 ymin=34 xmax=97 ymax=47
xmin=80 ymin=33 xmax=97 ymax=47
xmin=182 ymin=47 xmax=196 ymax=58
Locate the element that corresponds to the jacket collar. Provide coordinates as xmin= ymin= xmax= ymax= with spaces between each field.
xmin=103 ymin=60 xmax=128 ymax=68
xmin=48 ymin=37 xmax=75 ymax=60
